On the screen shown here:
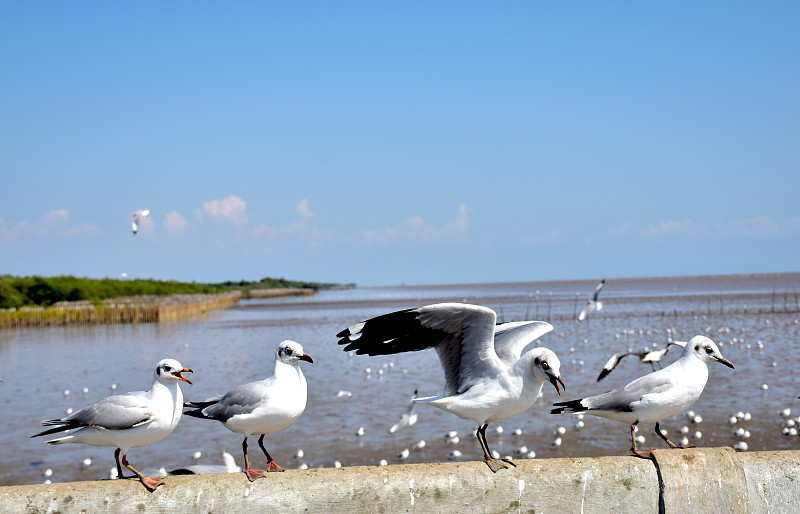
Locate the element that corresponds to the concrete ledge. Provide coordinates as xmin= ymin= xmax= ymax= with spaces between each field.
xmin=1 ymin=448 xmax=798 ymax=513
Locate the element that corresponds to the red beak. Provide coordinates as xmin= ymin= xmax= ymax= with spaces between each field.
xmin=172 ymin=367 xmax=193 ymax=384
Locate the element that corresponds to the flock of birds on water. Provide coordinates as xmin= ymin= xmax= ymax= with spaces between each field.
xmin=27 ymin=278 xmax=800 ymax=492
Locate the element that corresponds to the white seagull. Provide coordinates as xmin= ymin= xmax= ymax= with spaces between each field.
xmin=551 ymin=335 xmax=733 ymax=458
xmin=169 ymin=451 xmax=242 ymax=475
xmin=578 ymin=279 xmax=606 ymax=322
xmin=32 ymin=359 xmax=193 ymax=492
xmin=389 ymin=389 xmax=419 ymax=434
xmin=337 ymin=303 xmax=564 ymax=472
xmin=131 ymin=209 xmax=150 ymax=235
xmin=597 ymin=341 xmax=688 ymax=381
xmin=184 ymin=340 xmax=313 ymax=481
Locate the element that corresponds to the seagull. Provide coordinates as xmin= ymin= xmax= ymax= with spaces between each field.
xmin=169 ymin=451 xmax=242 ymax=475
xmin=578 ymin=279 xmax=606 ymax=322
xmin=389 ymin=389 xmax=419 ymax=434
xmin=597 ymin=341 xmax=687 ymax=381
xmin=31 ymin=359 xmax=192 ymax=492
xmin=184 ymin=340 xmax=313 ymax=481
xmin=131 ymin=209 xmax=150 ymax=235
xmin=337 ymin=303 xmax=564 ymax=472
xmin=551 ymin=335 xmax=733 ymax=459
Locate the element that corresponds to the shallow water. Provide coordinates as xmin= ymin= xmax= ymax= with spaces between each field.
xmin=2 ymin=273 xmax=799 ymax=486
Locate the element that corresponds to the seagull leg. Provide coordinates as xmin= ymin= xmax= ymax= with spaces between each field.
xmin=113 ymin=448 xmax=133 ymax=479
xmin=477 ymin=424 xmax=515 ymax=472
xmin=121 ymin=453 xmax=163 ymax=492
xmin=655 ymin=421 xmax=694 ymax=449
xmin=242 ymin=436 xmax=266 ymax=481
xmin=630 ymin=422 xmax=655 ymax=459
xmin=258 ymin=434 xmax=285 ymax=472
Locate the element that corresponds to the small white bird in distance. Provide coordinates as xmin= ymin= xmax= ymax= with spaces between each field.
xmin=389 ymin=389 xmax=419 ymax=434
xmin=578 ymin=279 xmax=606 ymax=322
xmin=597 ymin=341 xmax=688 ymax=381
xmin=131 ymin=209 xmax=150 ymax=235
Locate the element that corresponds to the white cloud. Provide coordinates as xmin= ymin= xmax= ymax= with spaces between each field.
xmin=786 ymin=217 xmax=800 ymax=231
xmin=731 ymin=216 xmax=779 ymax=237
xmin=640 ymin=219 xmax=711 ymax=239
xmin=251 ymin=199 xmax=329 ymax=246
xmin=356 ymin=204 xmax=472 ymax=246
xmin=163 ymin=211 xmax=190 ymax=235
xmin=295 ymin=199 xmax=313 ymax=224
xmin=198 ymin=195 xmax=248 ymax=225
xmin=0 ymin=209 xmax=98 ymax=242
xmin=602 ymin=215 xmax=791 ymax=242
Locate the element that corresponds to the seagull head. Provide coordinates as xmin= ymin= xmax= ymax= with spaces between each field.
xmin=277 ymin=340 xmax=314 ymax=365
xmin=155 ymin=358 xmax=193 ymax=385
xmin=530 ymin=348 xmax=565 ymax=395
xmin=687 ymin=335 xmax=734 ymax=369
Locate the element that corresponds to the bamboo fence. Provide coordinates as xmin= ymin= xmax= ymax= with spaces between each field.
xmin=0 ymin=292 xmax=242 ymax=329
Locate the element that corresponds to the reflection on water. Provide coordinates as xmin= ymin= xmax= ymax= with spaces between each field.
xmin=2 ymin=273 xmax=799 ymax=486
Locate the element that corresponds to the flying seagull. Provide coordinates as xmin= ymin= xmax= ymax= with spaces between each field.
xmin=184 ymin=340 xmax=313 ymax=481
xmin=389 ymin=389 xmax=420 ymax=434
xmin=32 ymin=359 xmax=193 ymax=492
xmin=578 ymin=279 xmax=606 ymax=322
xmin=169 ymin=451 xmax=241 ymax=475
xmin=131 ymin=209 xmax=150 ymax=235
xmin=337 ymin=303 xmax=564 ymax=472
xmin=597 ymin=341 xmax=688 ymax=381
xmin=551 ymin=335 xmax=733 ymax=459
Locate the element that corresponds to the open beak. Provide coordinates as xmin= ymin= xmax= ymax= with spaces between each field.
xmin=548 ymin=374 xmax=565 ymax=395
xmin=300 ymin=354 xmax=314 ymax=364
xmin=716 ymin=356 xmax=735 ymax=369
xmin=172 ymin=367 xmax=193 ymax=384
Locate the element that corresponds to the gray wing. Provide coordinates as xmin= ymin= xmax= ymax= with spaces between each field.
xmin=200 ymin=381 xmax=268 ymax=421
xmin=337 ymin=303 xmax=505 ymax=396
xmin=65 ymin=392 xmax=153 ymax=430
xmin=582 ymin=369 xmax=678 ymax=411
xmin=592 ymin=279 xmax=606 ymax=301
xmin=493 ymin=321 xmax=554 ymax=365
xmin=596 ymin=351 xmax=647 ymax=381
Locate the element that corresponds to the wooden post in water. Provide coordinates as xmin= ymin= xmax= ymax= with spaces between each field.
xmin=573 ymin=293 xmax=579 ymax=321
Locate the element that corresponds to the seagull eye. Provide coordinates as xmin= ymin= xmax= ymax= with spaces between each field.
xmin=542 ymin=361 xmax=550 ymax=370
xmin=705 ymin=347 xmax=713 ymax=354
xmin=163 ymin=364 xmax=171 ymax=372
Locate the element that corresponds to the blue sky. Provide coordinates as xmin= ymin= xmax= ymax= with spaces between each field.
xmin=1 ymin=2 xmax=798 ymax=286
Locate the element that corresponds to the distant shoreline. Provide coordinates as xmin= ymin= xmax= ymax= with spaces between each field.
xmin=374 ymin=271 xmax=800 ymax=290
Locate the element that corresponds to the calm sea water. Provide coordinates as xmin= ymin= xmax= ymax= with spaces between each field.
xmin=2 ymin=273 xmax=799 ymax=486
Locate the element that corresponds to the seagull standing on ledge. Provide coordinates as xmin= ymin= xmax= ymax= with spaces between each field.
xmin=32 ymin=359 xmax=193 ymax=492
xmin=552 ymin=335 xmax=733 ymax=459
xmin=338 ymin=303 xmax=564 ymax=472
xmin=184 ymin=340 xmax=313 ymax=481
xmin=578 ymin=279 xmax=606 ymax=322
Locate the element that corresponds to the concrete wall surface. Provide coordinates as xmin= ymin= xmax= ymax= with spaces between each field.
xmin=0 ymin=447 xmax=798 ymax=513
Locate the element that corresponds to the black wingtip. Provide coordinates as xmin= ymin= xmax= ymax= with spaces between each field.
xmin=550 ymin=398 xmax=586 ymax=415
xmin=31 ymin=424 xmax=72 ymax=438
xmin=597 ymin=369 xmax=610 ymax=382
